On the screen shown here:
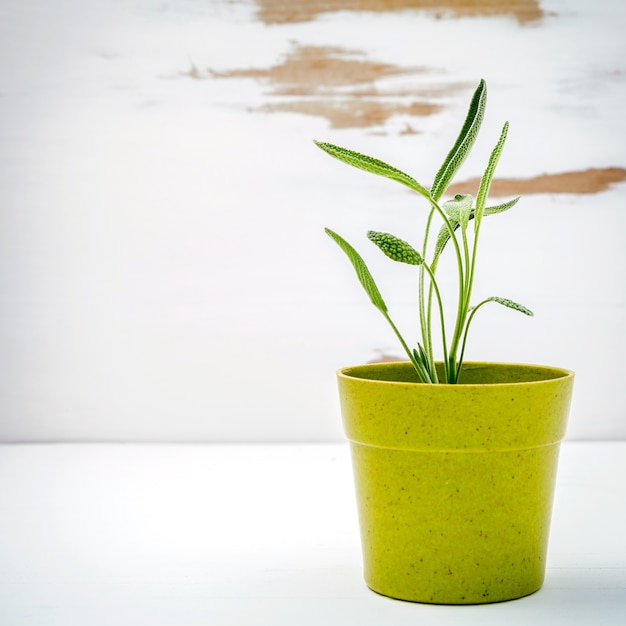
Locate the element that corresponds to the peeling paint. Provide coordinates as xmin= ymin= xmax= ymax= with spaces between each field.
xmin=205 ymin=45 xmax=453 ymax=130
xmin=260 ymin=98 xmax=440 ymax=129
xmin=253 ymin=0 xmax=545 ymax=25
xmin=210 ymin=46 xmax=423 ymax=91
xmin=447 ymin=168 xmax=626 ymax=197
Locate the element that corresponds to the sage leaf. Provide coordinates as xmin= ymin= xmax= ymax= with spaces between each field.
xmin=442 ymin=200 xmax=460 ymax=221
xmin=430 ymin=79 xmax=487 ymax=201
xmin=475 ymin=121 xmax=509 ymax=230
xmin=484 ymin=196 xmax=520 ymax=216
xmin=432 ymin=219 xmax=460 ymax=268
xmin=367 ymin=231 xmax=423 ymax=265
xmin=442 ymin=194 xmax=473 ymax=232
xmin=433 ymin=195 xmax=520 ymax=266
xmin=483 ymin=296 xmax=534 ymax=316
xmin=325 ymin=228 xmax=387 ymax=313
xmin=314 ymin=142 xmax=430 ymax=199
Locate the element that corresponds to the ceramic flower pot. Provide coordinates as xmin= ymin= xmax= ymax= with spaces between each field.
xmin=337 ymin=361 xmax=574 ymax=604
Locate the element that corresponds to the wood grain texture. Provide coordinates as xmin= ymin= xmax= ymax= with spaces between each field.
xmin=1 ymin=0 xmax=625 ymax=442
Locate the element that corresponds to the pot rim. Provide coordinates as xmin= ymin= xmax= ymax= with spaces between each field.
xmin=338 ymin=360 xmax=574 ymax=387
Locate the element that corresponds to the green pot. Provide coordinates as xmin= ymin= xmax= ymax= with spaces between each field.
xmin=337 ymin=361 xmax=574 ymax=605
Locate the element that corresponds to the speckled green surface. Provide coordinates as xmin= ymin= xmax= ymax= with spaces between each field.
xmin=337 ymin=362 xmax=575 ymax=604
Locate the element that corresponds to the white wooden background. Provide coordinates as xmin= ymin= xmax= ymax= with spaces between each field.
xmin=1 ymin=0 xmax=625 ymax=441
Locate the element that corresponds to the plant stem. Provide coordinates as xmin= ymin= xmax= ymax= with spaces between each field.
xmin=456 ymin=301 xmax=485 ymax=380
xmin=420 ymin=261 xmax=449 ymax=382
xmin=451 ymin=200 xmax=486 ymax=380
xmin=427 ymin=198 xmax=466 ymax=383
xmin=382 ymin=311 xmax=425 ymax=377
xmin=446 ymin=225 xmax=473 ymax=381
xmin=419 ymin=208 xmax=437 ymax=381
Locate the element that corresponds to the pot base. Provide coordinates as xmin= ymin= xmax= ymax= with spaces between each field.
xmin=352 ymin=441 xmax=558 ymax=604
xmin=366 ymin=584 xmax=542 ymax=605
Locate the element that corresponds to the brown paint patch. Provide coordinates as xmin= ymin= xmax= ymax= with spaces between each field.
xmin=204 ymin=45 xmax=457 ymax=130
xmin=254 ymin=0 xmax=544 ymax=25
xmin=210 ymin=46 xmax=423 ymax=94
xmin=447 ymin=168 xmax=626 ymax=196
xmin=261 ymin=99 xmax=440 ymax=129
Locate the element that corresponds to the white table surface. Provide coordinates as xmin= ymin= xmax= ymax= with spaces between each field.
xmin=0 ymin=442 xmax=624 ymax=626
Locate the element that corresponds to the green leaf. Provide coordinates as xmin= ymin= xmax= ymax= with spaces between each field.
xmin=442 ymin=194 xmax=473 ymax=232
xmin=324 ymin=228 xmax=387 ymax=313
xmin=314 ymin=141 xmax=431 ymax=199
xmin=430 ymin=79 xmax=487 ymax=201
xmin=482 ymin=296 xmax=534 ymax=316
xmin=433 ymin=196 xmax=520 ymax=266
xmin=442 ymin=200 xmax=460 ymax=221
xmin=475 ymin=121 xmax=509 ymax=230
xmin=432 ymin=219 xmax=460 ymax=267
xmin=367 ymin=231 xmax=423 ymax=265
xmin=484 ymin=196 xmax=520 ymax=216
xmin=412 ymin=346 xmax=435 ymax=383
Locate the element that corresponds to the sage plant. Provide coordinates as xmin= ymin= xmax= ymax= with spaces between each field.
xmin=316 ymin=79 xmax=532 ymax=384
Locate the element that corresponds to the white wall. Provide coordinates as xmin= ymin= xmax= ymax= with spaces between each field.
xmin=1 ymin=0 xmax=625 ymax=441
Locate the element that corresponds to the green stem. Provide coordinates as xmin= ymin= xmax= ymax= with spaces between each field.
xmin=451 ymin=121 xmax=509 ymax=380
xmin=414 ymin=192 xmax=465 ymax=384
xmin=427 ymin=199 xmax=466 ymax=383
xmin=456 ymin=300 xmax=488 ymax=381
xmin=419 ymin=208 xmax=437 ymax=381
xmin=446 ymin=224 xmax=473 ymax=381
xmin=383 ymin=311 xmax=425 ymax=378
xmin=420 ymin=261 xmax=449 ymax=383
xmin=451 ymin=204 xmax=485 ymax=379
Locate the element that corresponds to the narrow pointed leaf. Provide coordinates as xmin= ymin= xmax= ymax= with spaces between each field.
xmin=484 ymin=196 xmax=520 ymax=216
xmin=315 ymin=141 xmax=430 ymax=199
xmin=325 ymin=228 xmax=387 ymax=313
xmin=475 ymin=121 xmax=509 ymax=230
xmin=482 ymin=296 xmax=534 ymax=316
xmin=430 ymin=79 xmax=487 ymax=201
xmin=367 ymin=231 xmax=423 ymax=265
xmin=432 ymin=219 xmax=460 ymax=267
xmin=413 ymin=346 xmax=435 ymax=383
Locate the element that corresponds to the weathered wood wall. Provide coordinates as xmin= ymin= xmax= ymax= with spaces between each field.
xmin=1 ymin=0 xmax=624 ymax=440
